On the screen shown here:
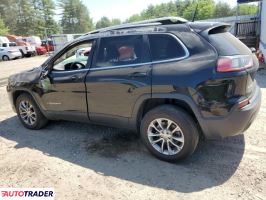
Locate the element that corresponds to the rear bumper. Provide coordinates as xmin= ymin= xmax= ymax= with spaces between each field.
xmin=199 ymin=85 xmax=261 ymax=139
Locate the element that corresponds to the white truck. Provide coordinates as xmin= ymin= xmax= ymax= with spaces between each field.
xmin=23 ymin=36 xmax=42 ymax=47
xmin=4 ymin=35 xmax=36 ymax=57
xmin=51 ymin=34 xmax=83 ymax=51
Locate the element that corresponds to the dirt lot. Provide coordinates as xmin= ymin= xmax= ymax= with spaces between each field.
xmin=0 ymin=56 xmax=266 ymax=200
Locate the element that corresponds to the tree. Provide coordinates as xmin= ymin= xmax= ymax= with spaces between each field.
xmin=36 ymin=0 xmax=60 ymax=36
xmin=95 ymin=16 xmax=111 ymax=29
xmin=183 ymin=0 xmax=215 ymax=20
xmin=0 ymin=17 xmax=9 ymax=35
xmin=15 ymin=0 xmax=38 ymax=35
xmin=0 ymin=0 xmax=18 ymax=34
xmin=111 ymin=18 xmax=121 ymax=26
xmin=125 ymin=14 xmax=143 ymax=23
xmin=238 ymin=4 xmax=258 ymax=15
xmin=213 ymin=2 xmax=233 ymax=18
xmin=60 ymin=0 xmax=93 ymax=34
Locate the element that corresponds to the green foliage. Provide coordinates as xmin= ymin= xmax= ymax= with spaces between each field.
xmin=95 ymin=16 xmax=111 ymax=29
xmin=0 ymin=17 xmax=9 ymax=35
xmin=126 ymin=0 xmax=259 ymax=22
xmin=0 ymin=0 xmax=17 ymax=34
xmin=0 ymin=0 xmax=59 ymax=37
xmin=0 ymin=0 xmax=260 ymax=36
xmin=95 ymin=17 xmax=122 ymax=29
xmin=111 ymin=18 xmax=122 ymax=26
xmin=59 ymin=0 xmax=94 ymax=34
xmin=238 ymin=4 xmax=258 ymax=15
xmin=213 ymin=2 xmax=233 ymax=18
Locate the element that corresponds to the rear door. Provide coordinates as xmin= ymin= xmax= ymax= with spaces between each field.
xmin=86 ymin=35 xmax=152 ymax=125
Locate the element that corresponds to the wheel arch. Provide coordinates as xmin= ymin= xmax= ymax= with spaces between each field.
xmin=130 ymin=93 xmax=203 ymax=134
xmin=11 ymin=89 xmax=46 ymax=116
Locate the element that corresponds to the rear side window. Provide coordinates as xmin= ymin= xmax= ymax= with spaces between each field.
xmin=148 ymin=34 xmax=187 ymax=61
xmin=208 ymin=32 xmax=251 ymax=56
xmin=94 ymin=35 xmax=150 ymax=68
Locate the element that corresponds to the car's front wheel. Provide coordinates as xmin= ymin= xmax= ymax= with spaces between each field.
xmin=2 ymin=55 xmax=9 ymax=61
xmin=16 ymin=93 xmax=48 ymax=129
xmin=140 ymin=105 xmax=199 ymax=162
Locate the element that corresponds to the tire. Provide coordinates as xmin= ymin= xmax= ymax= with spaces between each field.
xmin=140 ymin=105 xmax=199 ymax=162
xmin=2 ymin=55 xmax=9 ymax=61
xmin=15 ymin=93 xmax=48 ymax=130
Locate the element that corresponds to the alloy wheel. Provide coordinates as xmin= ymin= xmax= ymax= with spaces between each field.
xmin=18 ymin=100 xmax=37 ymax=126
xmin=147 ymin=118 xmax=184 ymax=155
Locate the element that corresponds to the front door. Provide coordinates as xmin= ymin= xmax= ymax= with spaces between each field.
xmin=41 ymin=40 xmax=95 ymax=119
xmin=86 ymin=35 xmax=152 ymax=125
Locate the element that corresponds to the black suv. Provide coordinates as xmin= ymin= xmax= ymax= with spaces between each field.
xmin=7 ymin=17 xmax=261 ymax=161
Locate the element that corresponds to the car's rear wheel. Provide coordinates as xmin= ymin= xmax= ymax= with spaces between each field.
xmin=16 ymin=93 xmax=48 ymax=129
xmin=140 ymin=105 xmax=199 ymax=162
xmin=2 ymin=55 xmax=9 ymax=61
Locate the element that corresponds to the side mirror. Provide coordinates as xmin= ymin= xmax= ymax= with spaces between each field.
xmin=250 ymin=47 xmax=256 ymax=53
xmin=40 ymin=67 xmax=49 ymax=79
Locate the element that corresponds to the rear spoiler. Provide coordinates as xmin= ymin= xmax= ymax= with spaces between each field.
xmin=188 ymin=22 xmax=231 ymax=34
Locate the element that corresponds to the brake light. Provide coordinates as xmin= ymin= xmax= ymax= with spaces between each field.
xmin=217 ymin=55 xmax=253 ymax=72
xmin=238 ymin=99 xmax=250 ymax=109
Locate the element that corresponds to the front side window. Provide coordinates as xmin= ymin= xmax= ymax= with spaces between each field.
xmin=148 ymin=34 xmax=187 ymax=61
xmin=53 ymin=41 xmax=93 ymax=71
xmin=2 ymin=43 xmax=7 ymax=47
xmin=94 ymin=35 xmax=150 ymax=68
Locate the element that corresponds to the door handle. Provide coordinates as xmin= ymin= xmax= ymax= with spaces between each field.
xmin=71 ymin=75 xmax=79 ymax=81
xmin=130 ymin=72 xmax=147 ymax=77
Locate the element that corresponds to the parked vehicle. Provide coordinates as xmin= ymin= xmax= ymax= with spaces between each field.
xmin=7 ymin=17 xmax=261 ymax=162
xmin=23 ymin=36 xmax=46 ymax=55
xmin=50 ymin=34 xmax=83 ymax=51
xmin=36 ymin=46 xmax=47 ymax=55
xmin=41 ymin=39 xmax=55 ymax=52
xmin=23 ymin=36 xmax=42 ymax=47
xmin=0 ymin=47 xmax=22 ymax=61
xmin=0 ymin=36 xmax=9 ymax=44
xmin=6 ymin=35 xmax=36 ymax=57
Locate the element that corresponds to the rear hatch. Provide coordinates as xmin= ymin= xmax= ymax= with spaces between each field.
xmin=189 ymin=22 xmax=259 ymax=99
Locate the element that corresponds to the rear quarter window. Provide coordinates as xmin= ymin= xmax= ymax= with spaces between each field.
xmin=208 ymin=32 xmax=251 ymax=56
xmin=148 ymin=34 xmax=187 ymax=61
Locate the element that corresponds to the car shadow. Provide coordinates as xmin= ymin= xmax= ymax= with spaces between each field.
xmin=0 ymin=116 xmax=245 ymax=193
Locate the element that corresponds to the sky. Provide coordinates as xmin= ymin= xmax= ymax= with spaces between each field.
xmin=82 ymin=0 xmax=238 ymax=22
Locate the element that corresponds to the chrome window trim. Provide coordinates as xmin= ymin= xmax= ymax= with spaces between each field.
xmin=51 ymin=33 xmax=189 ymax=73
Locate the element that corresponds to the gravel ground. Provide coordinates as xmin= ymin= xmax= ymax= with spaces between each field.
xmin=0 ymin=56 xmax=265 ymax=200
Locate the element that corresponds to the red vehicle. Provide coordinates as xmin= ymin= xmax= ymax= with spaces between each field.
xmin=36 ymin=46 xmax=47 ymax=55
xmin=41 ymin=40 xmax=54 ymax=52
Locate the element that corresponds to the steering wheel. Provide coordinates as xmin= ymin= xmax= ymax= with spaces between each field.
xmin=69 ymin=62 xmax=86 ymax=70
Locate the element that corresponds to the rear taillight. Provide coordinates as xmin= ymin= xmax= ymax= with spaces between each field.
xmin=238 ymin=99 xmax=250 ymax=109
xmin=217 ymin=55 xmax=253 ymax=72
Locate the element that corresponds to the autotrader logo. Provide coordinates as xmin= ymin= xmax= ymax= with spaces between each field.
xmin=0 ymin=188 xmax=54 ymax=199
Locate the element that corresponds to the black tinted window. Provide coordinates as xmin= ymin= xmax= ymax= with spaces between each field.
xmin=148 ymin=34 xmax=186 ymax=61
xmin=95 ymin=35 xmax=150 ymax=68
xmin=208 ymin=32 xmax=251 ymax=56
xmin=2 ymin=43 xmax=7 ymax=47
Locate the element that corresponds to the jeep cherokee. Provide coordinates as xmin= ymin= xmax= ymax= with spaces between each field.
xmin=7 ymin=17 xmax=261 ymax=161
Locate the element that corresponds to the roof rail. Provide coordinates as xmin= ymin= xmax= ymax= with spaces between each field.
xmin=88 ymin=22 xmax=161 ymax=35
xmin=87 ymin=16 xmax=187 ymax=35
